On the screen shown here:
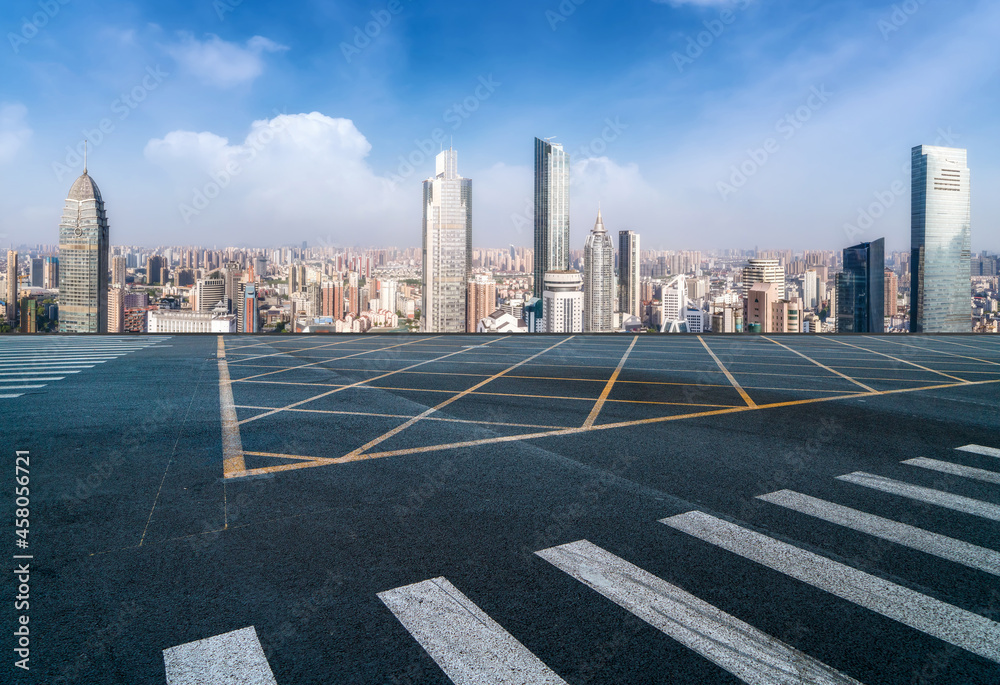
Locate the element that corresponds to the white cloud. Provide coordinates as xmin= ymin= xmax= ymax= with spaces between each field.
xmin=164 ymin=33 xmax=288 ymax=88
xmin=0 ymin=103 xmax=32 ymax=164
xmin=144 ymin=112 xmax=409 ymax=246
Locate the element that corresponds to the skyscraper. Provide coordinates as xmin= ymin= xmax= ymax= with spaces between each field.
xmin=618 ymin=230 xmax=640 ymax=319
xmin=837 ymin=238 xmax=885 ymax=333
xmin=111 ymin=255 xmax=127 ymax=289
xmin=584 ymin=209 xmax=614 ymax=332
xmin=910 ymin=145 xmax=972 ymax=332
xmin=466 ymin=274 xmax=497 ymax=333
xmin=743 ymin=259 xmax=785 ymax=299
xmin=422 ymin=148 xmax=472 ymax=333
xmin=43 ymin=256 xmax=59 ymax=289
xmin=884 ymin=269 xmax=899 ymax=318
xmin=533 ymin=138 xmax=570 ymax=299
xmin=30 ymin=258 xmax=43 ymax=288
xmin=195 ymin=277 xmax=227 ymax=313
xmin=59 ymin=168 xmax=109 ymax=333
xmin=108 ymin=287 xmax=125 ymax=334
xmin=5 ymin=250 xmax=17 ymax=325
xmin=543 ymin=270 xmax=583 ymax=333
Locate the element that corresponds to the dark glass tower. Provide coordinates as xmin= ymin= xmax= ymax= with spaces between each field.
xmin=837 ymin=238 xmax=885 ymax=333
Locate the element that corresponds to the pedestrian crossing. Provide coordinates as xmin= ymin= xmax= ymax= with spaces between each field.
xmin=163 ymin=443 xmax=1000 ymax=683
xmin=0 ymin=337 xmax=170 ymax=398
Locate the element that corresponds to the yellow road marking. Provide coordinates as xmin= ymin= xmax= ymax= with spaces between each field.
xmin=340 ymin=337 xmax=575 ymax=461
xmin=864 ymin=336 xmax=1000 ymax=367
xmin=698 ymin=336 xmax=757 ymax=408
xmin=584 ymin=337 xmax=638 ymax=428
xmin=825 ymin=337 xmax=971 ymax=383
xmin=762 ymin=336 xmax=877 ymax=393
xmin=233 ymin=405 xmax=567 ymax=430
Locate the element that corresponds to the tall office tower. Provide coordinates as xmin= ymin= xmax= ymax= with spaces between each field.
xmin=59 ymin=168 xmax=109 ymax=333
xmin=242 ymin=283 xmax=259 ymax=333
xmin=837 ymin=238 xmax=885 ymax=333
xmin=742 ymin=258 xmax=785 ymax=299
xmin=30 ymin=258 xmax=43 ymax=287
xmin=195 ymin=277 xmax=227 ymax=313
xmin=43 ymin=256 xmax=59 ymax=289
xmin=422 ymin=148 xmax=472 ymax=333
xmin=803 ymin=269 xmax=819 ymax=309
xmin=147 ymin=255 xmax=164 ymax=285
xmin=584 ymin=209 xmax=614 ymax=332
xmin=542 ymin=270 xmax=583 ymax=333
xmin=107 ymin=287 xmax=125 ymax=333
xmin=910 ymin=145 xmax=972 ymax=332
xmin=19 ymin=298 xmax=37 ymax=333
xmin=379 ymin=279 xmax=398 ymax=313
xmin=533 ymin=138 xmax=570 ymax=299
xmin=298 ymin=265 xmax=307 ymax=290
xmin=5 ymin=250 xmax=17 ymax=325
xmin=884 ymin=268 xmax=899 ymax=318
xmin=618 ymin=231 xmax=642 ymax=319
xmin=289 ymin=264 xmax=298 ymax=294
xmin=321 ymin=281 xmax=344 ymax=319
xmin=223 ymin=263 xmax=242 ymax=313
xmin=466 ymin=273 xmax=497 ymax=332
xmin=111 ymin=255 xmax=127 ymax=289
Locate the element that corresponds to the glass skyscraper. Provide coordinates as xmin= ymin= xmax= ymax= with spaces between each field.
xmin=58 ymin=169 xmax=109 ymax=333
xmin=533 ymin=138 xmax=570 ymax=299
xmin=837 ymin=238 xmax=885 ymax=333
xmin=584 ymin=209 xmax=614 ymax=332
xmin=422 ymin=148 xmax=472 ymax=333
xmin=910 ymin=145 xmax=971 ymax=333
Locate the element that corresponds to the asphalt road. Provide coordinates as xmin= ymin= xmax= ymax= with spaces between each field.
xmin=3 ymin=333 xmax=1000 ymax=684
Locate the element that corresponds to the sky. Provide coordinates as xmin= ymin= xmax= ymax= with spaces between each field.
xmin=1 ymin=0 xmax=998 ymax=253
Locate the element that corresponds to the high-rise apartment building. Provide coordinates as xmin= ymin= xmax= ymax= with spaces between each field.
xmin=195 ymin=277 xmax=227 ymax=313
xmin=584 ymin=210 xmax=614 ymax=332
xmin=618 ymin=230 xmax=640 ymax=318
xmin=533 ymin=138 xmax=570 ymax=299
xmin=43 ymin=256 xmax=59 ymax=289
xmin=289 ymin=264 xmax=298 ymax=294
xmin=59 ymin=169 xmax=109 ymax=333
xmin=422 ymin=148 xmax=472 ymax=332
xmin=884 ymin=268 xmax=899 ymax=318
xmin=147 ymin=255 xmax=164 ymax=285
xmin=5 ymin=250 xmax=17 ymax=325
xmin=30 ymin=258 xmax=43 ymax=288
xmin=466 ymin=274 xmax=497 ymax=332
xmin=661 ymin=275 xmax=688 ymax=330
xmin=837 ymin=238 xmax=885 ymax=333
xmin=321 ymin=281 xmax=344 ymax=319
xmin=803 ymin=270 xmax=819 ymax=309
xmin=542 ymin=270 xmax=583 ymax=333
xmin=111 ymin=255 xmax=127 ymax=289
xmin=910 ymin=145 xmax=972 ymax=332
xmin=742 ymin=259 xmax=785 ymax=299
xmin=108 ymin=287 xmax=125 ymax=333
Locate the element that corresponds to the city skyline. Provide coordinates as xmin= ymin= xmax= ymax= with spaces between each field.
xmin=2 ymin=1 xmax=999 ymax=252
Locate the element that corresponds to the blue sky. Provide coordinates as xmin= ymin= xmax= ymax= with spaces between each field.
xmin=1 ymin=0 xmax=998 ymax=252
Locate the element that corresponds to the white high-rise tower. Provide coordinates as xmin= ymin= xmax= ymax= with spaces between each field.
xmin=422 ymin=148 xmax=472 ymax=333
xmin=583 ymin=208 xmax=614 ymax=332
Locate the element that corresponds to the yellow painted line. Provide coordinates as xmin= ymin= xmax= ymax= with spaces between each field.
xmin=233 ymin=405 xmax=567 ymax=430
xmin=584 ymin=337 xmax=639 ymax=428
xmin=340 ymin=337 xmax=576 ymax=461
xmin=227 ymin=451 xmax=346 ymax=479
xmin=219 ymin=336 xmax=247 ymax=478
xmin=698 ymin=336 xmax=757 ymax=408
xmin=762 ymin=336 xmax=877 ymax=393
xmin=825 ymin=338 xmax=971 ymax=383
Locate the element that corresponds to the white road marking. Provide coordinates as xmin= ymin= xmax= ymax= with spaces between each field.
xmin=0 ymin=394 xmax=24 ymax=399
xmin=162 ymin=626 xmax=277 ymax=685
xmin=758 ymin=490 xmax=1000 ymax=576
xmin=837 ymin=472 xmax=1000 ymax=522
xmin=536 ymin=540 xmax=863 ymax=685
xmin=957 ymin=444 xmax=1000 ymax=459
xmin=661 ymin=511 xmax=1000 ymax=663
xmin=903 ymin=458 xmax=1000 ymax=486
xmin=0 ymin=377 xmax=64 ymax=382
xmin=0 ymin=370 xmax=80 ymax=375
xmin=0 ymin=385 xmax=46 ymax=390
xmin=378 ymin=577 xmax=567 ymax=685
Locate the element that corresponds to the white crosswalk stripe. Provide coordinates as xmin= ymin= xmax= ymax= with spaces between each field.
xmin=837 ymin=471 xmax=1000 ymax=521
xmin=0 ymin=337 xmax=170 ymax=397
xmin=661 ymin=510 xmax=1000 ymax=663
xmin=378 ymin=577 xmax=567 ymax=685
xmin=903 ymin=457 xmax=1000 ymax=485
xmin=958 ymin=444 xmax=1000 ymax=458
xmin=537 ymin=540 xmax=863 ymax=685
xmin=163 ymin=626 xmax=277 ymax=685
xmin=757 ymin=489 xmax=1000 ymax=576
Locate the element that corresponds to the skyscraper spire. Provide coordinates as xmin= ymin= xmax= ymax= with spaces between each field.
xmin=84 ymin=139 xmax=88 ymax=174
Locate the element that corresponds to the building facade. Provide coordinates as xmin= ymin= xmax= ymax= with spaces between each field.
xmin=59 ymin=170 xmax=109 ymax=333
xmin=195 ymin=278 xmax=227 ymax=313
xmin=533 ymin=138 xmax=570 ymax=299
xmin=111 ymin=255 xmax=127 ymax=289
xmin=5 ymin=250 xmax=16 ymax=325
xmin=743 ymin=258 xmax=785 ymax=299
xmin=910 ymin=145 xmax=972 ymax=332
xmin=466 ymin=274 xmax=497 ymax=333
xmin=837 ymin=238 xmax=885 ymax=333
xmin=422 ymin=148 xmax=472 ymax=332
xmin=542 ymin=270 xmax=583 ymax=333
xmin=583 ymin=210 xmax=614 ymax=332
xmin=618 ymin=230 xmax=640 ymax=319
